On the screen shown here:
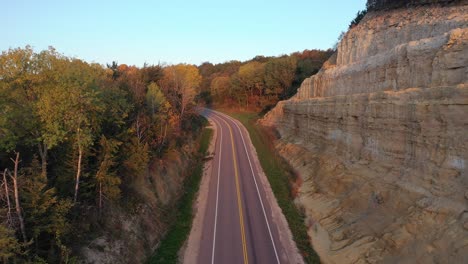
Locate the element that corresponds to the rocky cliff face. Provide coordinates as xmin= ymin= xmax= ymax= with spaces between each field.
xmin=261 ymin=3 xmax=468 ymax=263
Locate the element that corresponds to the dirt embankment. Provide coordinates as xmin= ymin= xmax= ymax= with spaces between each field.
xmin=80 ymin=143 xmax=198 ymax=263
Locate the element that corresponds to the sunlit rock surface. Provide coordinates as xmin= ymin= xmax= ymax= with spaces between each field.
xmin=261 ymin=4 xmax=468 ymax=263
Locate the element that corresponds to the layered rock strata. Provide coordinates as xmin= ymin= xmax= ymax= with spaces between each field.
xmin=261 ymin=4 xmax=468 ymax=263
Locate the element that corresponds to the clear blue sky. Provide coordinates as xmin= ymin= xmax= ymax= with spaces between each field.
xmin=2 ymin=0 xmax=366 ymax=66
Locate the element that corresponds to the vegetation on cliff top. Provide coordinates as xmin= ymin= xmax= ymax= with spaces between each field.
xmin=198 ymin=49 xmax=334 ymax=113
xmin=366 ymin=0 xmax=459 ymax=11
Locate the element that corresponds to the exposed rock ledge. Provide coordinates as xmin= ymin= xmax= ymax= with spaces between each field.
xmin=261 ymin=4 xmax=468 ymax=263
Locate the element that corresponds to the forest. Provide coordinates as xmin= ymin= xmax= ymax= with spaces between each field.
xmin=0 ymin=47 xmax=206 ymax=262
xmin=198 ymin=49 xmax=333 ymax=112
xmin=0 ymin=46 xmax=332 ymax=262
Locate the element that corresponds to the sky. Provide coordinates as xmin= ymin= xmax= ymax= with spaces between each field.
xmin=2 ymin=0 xmax=367 ymax=67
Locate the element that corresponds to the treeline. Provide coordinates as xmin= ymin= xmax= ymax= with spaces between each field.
xmin=366 ymin=0 xmax=458 ymax=11
xmin=198 ymin=49 xmax=333 ymax=112
xmin=0 ymin=47 xmax=204 ymax=262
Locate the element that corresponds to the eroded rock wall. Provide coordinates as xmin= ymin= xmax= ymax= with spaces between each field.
xmin=261 ymin=4 xmax=468 ymax=263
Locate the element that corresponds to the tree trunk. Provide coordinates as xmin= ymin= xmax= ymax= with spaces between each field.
xmin=74 ymin=144 xmax=83 ymax=203
xmin=136 ymin=116 xmax=142 ymax=142
xmin=38 ymin=142 xmax=48 ymax=179
xmin=10 ymin=152 xmax=27 ymax=242
xmin=180 ymin=101 xmax=186 ymax=131
xmin=157 ymin=122 xmax=168 ymax=155
xmin=163 ymin=123 xmax=167 ymax=144
xmin=99 ymin=182 xmax=102 ymax=213
xmin=2 ymin=169 xmax=12 ymax=224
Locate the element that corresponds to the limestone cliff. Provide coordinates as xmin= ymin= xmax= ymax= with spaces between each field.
xmin=261 ymin=3 xmax=468 ymax=263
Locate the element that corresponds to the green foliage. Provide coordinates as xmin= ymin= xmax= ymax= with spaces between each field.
xmin=366 ymin=0 xmax=453 ymax=11
xmin=123 ymin=137 xmax=150 ymax=179
xmin=36 ymin=58 xmax=104 ymax=149
xmin=0 ymin=46 xmax=206 ymax=261
xmin=0 ymin=224 xmax=21 ymax=261
xmin=264 ymin=56 xmax=297 ymax=97
xmin=146 ymin=82 xmax=168 ymax=115
xmin=201 ymin=49 xmax=332 ymax=111
xmin=0 ymin=46 xmax=41 ymax=151
xmin=95 ymin=136 xmax=122 ymax=205
xmin=196 ymin=90 xmax=212 ymax=106
xmin=349 ymin=9 xmax=368 ymax=29
xmin=236 ymin=61 xmax=265 ymax=96
xmin=21 ymin=156 xmax=73 ymax=259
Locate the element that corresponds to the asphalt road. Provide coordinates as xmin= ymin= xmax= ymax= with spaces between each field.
xmin=197 ymin=109 xmax=285 ymax=264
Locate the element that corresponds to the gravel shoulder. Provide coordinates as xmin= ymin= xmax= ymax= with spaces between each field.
xmin=224 ymin=113 xmax=304 ymax=264
xmin=180 ymin=120 xmax=217 ymax=264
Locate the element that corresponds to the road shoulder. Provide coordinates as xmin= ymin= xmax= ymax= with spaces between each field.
xmin=180 ymin=119 xmax=218 ymax=264
xmin=223 ymin=113 xmax=305 ymax=264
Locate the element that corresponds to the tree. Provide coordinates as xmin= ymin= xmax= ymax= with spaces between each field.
xmin=21 ymin=156 xmax=72 ymax=258
xmin=106 ymin=61 xmax=120 ymax=80
xmin=4 ymin=153 xmax=27 ymax=242
xmin=146 ymin=82 xmax=168 ymax=115
xmin=198 ymin=62 xmax=215 ymax=92
xmin=123 ymin=137 xmax=149 ymax=180
xmin=230 ymin=61 xmax=265 ymax=108
xmin=349 ymin=9 xmax=367 ymax=29
xmin=141 ymin=64 xmax=163 ymax=85
xmin=238 ymin=61 xmax=265 ymax=96
xmin=210 ymin=76 xmax=231 ymax=103
xmin=2 ymin=169 xmax=12 ymax=225
xmin=120 ymin=65 xmax=147 ymax=105
xmin=0 ymin=224 xmax=21 ymax=262
xmin=160 ymin=64 xmax=202 ymax=126
xmin=264 ymin=56 xmax=297 ymax=99
xmin=0 ymin=47 xmax=49 ymax=177
xmin=36 ymin=58 xmax=104 ymax=203
xmin=95 ymin=136 xmax=121 ymax=211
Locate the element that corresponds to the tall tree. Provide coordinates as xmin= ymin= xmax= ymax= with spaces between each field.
xmin=95 ymin=136 xmax=121 ymax=211
xmin=0 ymin=224 xmax=21 ymax=262
xmin=160 ymin=64 xmax=201 ymax=127
xmin=36 ymin=58 xmax=103 ymax=203
xmin=210 ymin=76 xmax=231 ymax=103
xmin=264 ymin=56 xmax=297 ymax=99
xmin=8 ymin=152 xmax=27 ymax=242
xmin=21 ymin=156 xmax=72 ymax=257
xmin=231 ymin=61 xmax=265 ymax=108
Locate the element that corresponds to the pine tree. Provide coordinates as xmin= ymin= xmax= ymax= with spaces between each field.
xmin=21 ymin=156 xmax=72 ymax=259
xmin=0 ymin=224 xmax=21 ymax=262
xmin=95 ymin=136 xmax=121 ymax=212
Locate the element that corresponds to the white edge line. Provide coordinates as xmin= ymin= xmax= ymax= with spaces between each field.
xmin=213 ymin=110 xmax=281 ymax=264
xmin=210 ymin=117 xmax=223 ymax=264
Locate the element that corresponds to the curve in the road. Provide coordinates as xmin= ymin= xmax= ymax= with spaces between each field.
xmin=216 ymin=111 xmax=280 ymax=264
xmin=205 ymin=110 xmax=280 ymax=264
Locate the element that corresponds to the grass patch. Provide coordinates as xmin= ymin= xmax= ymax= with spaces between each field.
xmin=148 ymin=127 xmax=213 ymax=264
xmin=225 ymin=111 xmax=320 ymax=264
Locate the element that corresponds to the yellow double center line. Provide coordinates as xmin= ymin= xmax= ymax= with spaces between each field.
xmin=223 ymin=118 xmax=249 ymax=264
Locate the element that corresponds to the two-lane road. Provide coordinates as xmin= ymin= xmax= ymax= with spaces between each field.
xmin=192 ymin=109 xmax=302 ymax=264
